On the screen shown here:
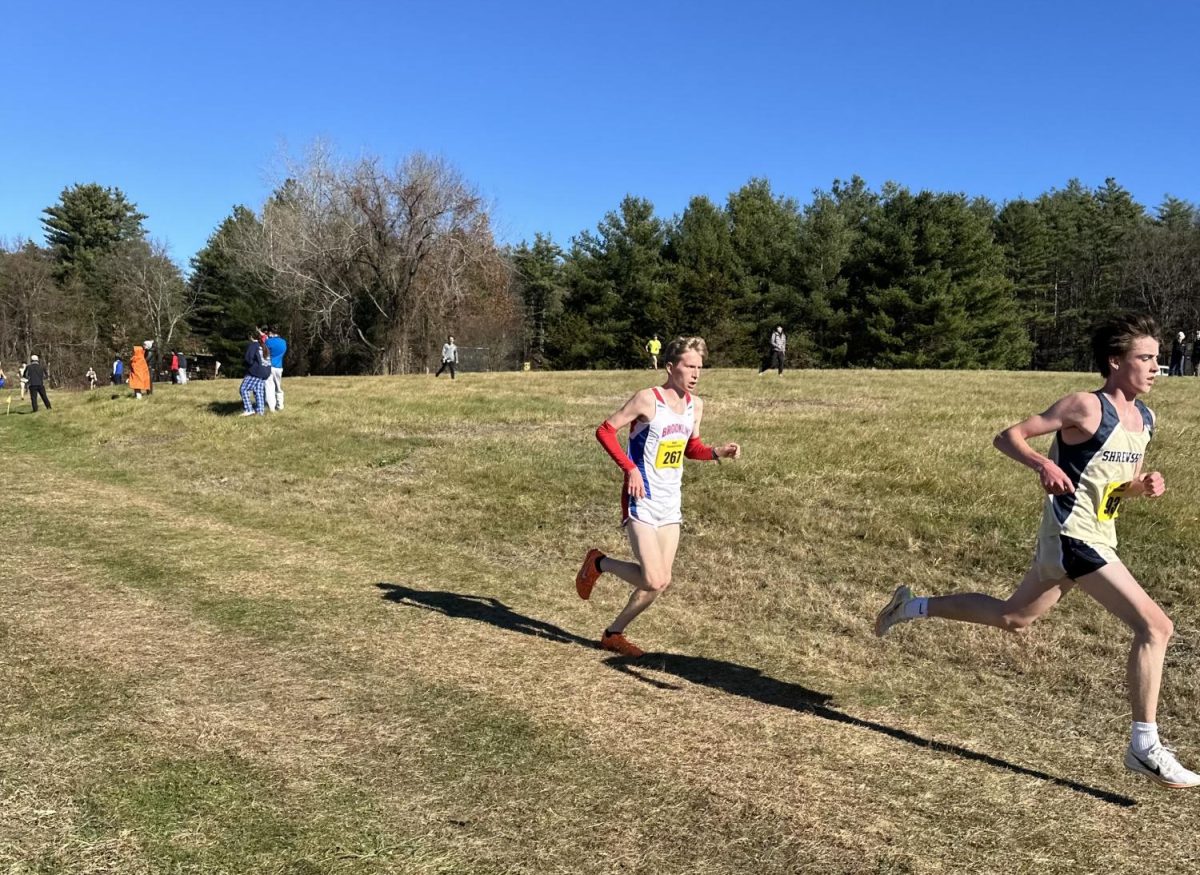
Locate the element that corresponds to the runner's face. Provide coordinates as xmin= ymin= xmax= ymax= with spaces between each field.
xmin=1111 ymin=336 xmax=1159 ymax=394
xmin=667 ymin=350 xmax=703 ymax=393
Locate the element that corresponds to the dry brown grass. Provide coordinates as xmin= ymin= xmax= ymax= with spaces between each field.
xmin=3 ymin=369 xmax=1200 ymax=873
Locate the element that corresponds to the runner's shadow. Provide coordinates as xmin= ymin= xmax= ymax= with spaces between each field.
xmin=207 ymin=400 xmax=247 ymax=416
xmin=375 ymin=582 xmax=593 ymax=647
xmin=373 ymin=582 xmax=1135 ymax=808
xmin=605 ymin=652 xmax=1136 ymax=808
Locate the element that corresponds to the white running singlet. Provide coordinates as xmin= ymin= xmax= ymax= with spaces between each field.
xmin=623 ymin=388 xmax=695 ymax=527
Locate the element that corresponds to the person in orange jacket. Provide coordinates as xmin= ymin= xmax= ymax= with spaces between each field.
xmin=129 ymin=346 xmax=151 ymax=399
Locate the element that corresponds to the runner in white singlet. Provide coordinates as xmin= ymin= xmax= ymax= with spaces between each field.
xmin=622 ymin=387 xmax=694 ymax=527
xmin=574 ymin=336 xmax=742 ymax=657
xmin=874 ymin=313 xmax=1199 ymax=789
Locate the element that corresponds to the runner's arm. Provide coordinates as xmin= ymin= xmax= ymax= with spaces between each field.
xmin=1124 ymin=408 xmax=1165 ymax=498
xmin=993 ymin=392 xmax=1096 ymax=496
xmin=686 ymin=397 xmax=741 ymax=462
xmin=595 ymin=390 xmax=655 ymax=473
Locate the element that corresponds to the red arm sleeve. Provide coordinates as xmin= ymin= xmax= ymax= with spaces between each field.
xmin=596 ymin=421 xmax=636 ymax=473
xmin=685 ymin=435 xmax=717 ymax=461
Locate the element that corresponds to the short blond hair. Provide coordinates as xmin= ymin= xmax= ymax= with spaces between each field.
xmin=663 ymin=336 xmax=708 ymax=365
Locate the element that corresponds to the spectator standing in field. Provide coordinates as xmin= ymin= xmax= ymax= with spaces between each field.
xmin=240 ymin=331 xmax=271 ymax=415
xmin=177 ymin=351 xmax=188 ymax=384
xmin=1191 ymin=331 xmax=1200 ymax=377
xmin=759 ymin=325 xmax=787 ymax=375
xmin=112 ymin=355 xmax=124 ymax=385
xmin=263 ymin=328 xmax=287 ymax=410
xmin=1169 ymin=331 xmax=1185 ymax=376
xmin=25 ymin=355 xmax=50 ymax=412
xmin=645 ymin=334 xmax=662 ymax=370
xmin=85 ymin=367 xmax=97 ymax=390
xmin=214 ymin=360 xmax=222 ymax=378
xmin=169 ymin=352 xmax=180 ymax=383
xmin=435 ymin=335 xmax=459 ymax=379
xmin=143 ymin=341 xmax=158 ymax=394
xmin=0 ymin=364 xmax=7 ymax=390
xmin=19 ymin=362 xmax=28 ymax=399
xmin=129 ymin=346 xmax=151 ymax=399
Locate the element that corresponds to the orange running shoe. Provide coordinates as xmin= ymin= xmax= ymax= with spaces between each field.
xmin=576 ymin=548 xmax=605 ymax=600
xmin=600 ymin=631 xmax=645 ymax=658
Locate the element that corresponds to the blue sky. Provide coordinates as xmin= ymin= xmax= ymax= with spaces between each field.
xmin=2 ymin=1 xmax=1198 ymax=269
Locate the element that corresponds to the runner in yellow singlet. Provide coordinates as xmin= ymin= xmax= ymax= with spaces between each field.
xmin=645 ymin=335 xmax=662 ymax=370
xmin=875 ymin=313 xmax=1199 ymax=789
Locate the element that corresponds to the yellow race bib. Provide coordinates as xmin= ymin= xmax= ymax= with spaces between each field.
xmin=655 ymin=439 xmax=685 ymax=469
xmin=1098 ymin=481 xmax=1128 ymax=522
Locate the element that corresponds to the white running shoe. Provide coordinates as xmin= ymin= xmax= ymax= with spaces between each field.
xmin=1124 ymin=743 xmax=1200 ymax=789
xmin=874 ymin=585 xmax=914 ymax=638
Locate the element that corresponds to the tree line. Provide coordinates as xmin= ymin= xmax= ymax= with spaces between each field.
xmin=3 ymin=145 xmax=1199 ymax=385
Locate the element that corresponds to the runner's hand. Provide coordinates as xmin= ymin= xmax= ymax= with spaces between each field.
xmin=717 ymin=443 xmax=741 ymax=461
xmin=1036 ymin=460 xmax=1074 ymax=495
xmin=626 ymin=468 xmax=646 ymax=499
xmin=1138 ymin=471 xmax=1165 ymax=498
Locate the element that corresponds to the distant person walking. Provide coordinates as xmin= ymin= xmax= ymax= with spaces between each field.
xmin=85 ymin=367 xmax=97 ymax=390
xmin=1192 ymin=331 xmax=1200 ymax=377
xmin=112 ymin=356 xmax=124 ymax=385
xmin=263 ymin=327 xmax=287 ymax=410
xmin=240 ymin=331 xmax=271 ymax=415
xmin=1170 ymin=331 xmax=1185 ymax=376
xmin=436 ymin=335 xmax=459 ymax=379
xmin=645 ymin=334 xmax=662 ymax=370
xmin=129 ymin=346 xmax=151 ymax=399
xmin=25 ymin=355 xmax=50 ymax=412
xmin=759 ymin=325 xmax=787 ymax=375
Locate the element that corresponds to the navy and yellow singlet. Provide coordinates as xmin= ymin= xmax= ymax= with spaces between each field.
xmin=1035 ymin=392 xmax=1153 ymax=580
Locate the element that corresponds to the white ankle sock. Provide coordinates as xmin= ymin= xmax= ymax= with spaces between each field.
xmin=1132 ymin=721 xmax=1159 ymax=753
xmin=901 ymin=597 xmax=929 ymax=620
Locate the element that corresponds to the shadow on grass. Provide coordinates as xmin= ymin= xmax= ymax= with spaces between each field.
xmin=376 ymin=582 xmax=592 ymax=647
xmin=375 ymin=581 xmax=1136 ymax=808
xmin=207 ymin=400 xmax=248 ymax=416
xmin=606 ymin=652 xmax=1135 ymax=808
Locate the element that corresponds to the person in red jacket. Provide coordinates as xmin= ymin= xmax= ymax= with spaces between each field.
xmin=574 ymin=336 xmax=742 ymax=657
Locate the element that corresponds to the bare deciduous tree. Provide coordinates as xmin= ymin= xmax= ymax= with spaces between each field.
xmin=103 ymin=240 xmax=196 ymax=348
xmin=0 ymin=239 xmax=54 ymax=363
xmin=243 ymin=143 xmax=510 ymax=374
xmin=1120 ymin=225 xmax=1200 ymax=332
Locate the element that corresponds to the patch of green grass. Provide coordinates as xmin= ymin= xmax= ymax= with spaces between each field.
xmin=192 ymin=594 xmax=298 ymax=640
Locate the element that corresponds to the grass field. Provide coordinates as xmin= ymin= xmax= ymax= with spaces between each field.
xmin=3 ymin=368 xmax=1200 ymax=874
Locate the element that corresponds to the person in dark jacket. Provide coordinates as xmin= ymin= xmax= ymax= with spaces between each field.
xmin=1170 ymin=331 xmax=1185 ymax=376
xmin=1191 ymin=331 xmax=1200 ymax=377
xmin=25 ymin=354 xmax=51 ymax=412
xmin=143 ymin=341 xmax=159 ymax=393
xmin=240 ymin=331 xmax=271 ymax=415
xmin=758 ymin=325 xmax=787 ymax=376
